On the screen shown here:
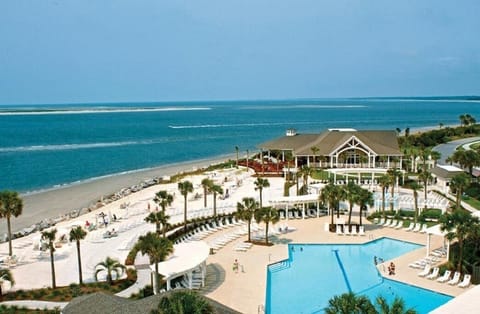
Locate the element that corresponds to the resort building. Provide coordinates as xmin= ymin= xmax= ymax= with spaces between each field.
xmin=258 ymin=129 xmax=403 ymax=187
xmin=431 ymin=164 xmax=465 ymax=194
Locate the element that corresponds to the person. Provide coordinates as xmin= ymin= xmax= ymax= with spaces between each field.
xmin=374 ymin=256 xmax=378 ymax=265
xmin=233 ymin=259 xmax=239 ymax=273
xmin=388 ymin=262 xmax=396 ymax=275
xmin=113 ymin=214 xmax=117 ymax=221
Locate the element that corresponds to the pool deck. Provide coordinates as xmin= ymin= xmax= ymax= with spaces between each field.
xmin=202 ymin=216 xmax=471 ymax=314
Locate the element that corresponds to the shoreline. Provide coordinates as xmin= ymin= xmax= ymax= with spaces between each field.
xmin=2 ymin=122 xmax=460 ymax=235
xmin=2 ymin=154 xmax=236 ymax=235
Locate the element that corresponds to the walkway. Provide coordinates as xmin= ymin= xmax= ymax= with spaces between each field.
xmin=433 ymin=136 xmax=480 ymax=164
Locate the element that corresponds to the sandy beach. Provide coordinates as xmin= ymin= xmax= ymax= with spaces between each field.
xmin=3 ymin=154 xmax=236 ymax=235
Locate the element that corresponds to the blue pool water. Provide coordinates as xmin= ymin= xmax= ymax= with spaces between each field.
xmin=266 ymin=238 xmax=453 ymax=314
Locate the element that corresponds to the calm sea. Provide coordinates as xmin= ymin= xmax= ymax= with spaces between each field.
xmin=1 ymin=98 xmax=479 ymax=193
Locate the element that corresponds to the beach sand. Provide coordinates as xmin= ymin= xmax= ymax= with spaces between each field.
xmin=3 ymin=155 xmax=235 ymax=235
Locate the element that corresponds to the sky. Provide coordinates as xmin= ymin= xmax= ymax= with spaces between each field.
xmin=0 ymin=0 xmax=479 ymax=105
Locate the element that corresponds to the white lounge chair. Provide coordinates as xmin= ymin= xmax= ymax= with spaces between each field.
xmin=405 ymin=223 xmax=416 ymax=231
xmin=336 ymin=225 xmax=344 ymax=236
xmin=388 ymin=220 xmax=398 ymax=228
xmin=395 ymin=221 xmax=404 ymax=229
xmin=377 ymin=218 xmax=385 ymax=225
xmin=419 ymin=225 xmax=428 ymax=233
xmin=418 ymin=265 xmax=431 ymax=277
xmin=413 ymin=224 xmax=422 ymax=232
xmin=351 ymin=225 xmax=358 ymax=236
xmin=358 ymin=225 xmax=366 ymax=236
xmin=448 ymin=272 xmax=461 ymax=285
xmin=383 ymin=219 xmax=392 ymax=227
xmin=458 ymin=274 xmax=471 ymax=288
xmin=343 ymin=225 xmax=350 ymax=235
xmin=426 ymin=267 xmax=440 ymax=280
xmin=437 ymin=270 xmax=452 ymax=283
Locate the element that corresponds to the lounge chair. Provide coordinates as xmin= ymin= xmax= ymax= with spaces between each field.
xmin=388 ymin=220 xmax=398 ymax=228
xmin=343 ymin=225 xmax=350 ymax=235
xmin=458 ymin=274 xmax=471 ymax=288
xmin=358 ymin=226 xmax=366 ymax=236
xmin=395 ymin=221 xmax=404 ymax=229
xmin=351 ymin=226 xmax=358 ymax=236
xmin=377 ymin=218 xmax=385 ymax=225
xmin=447 ymin=272 xmax=461 ymax=285
xmin=413 ymin=224 xmax=422 ymax=232
xmin=419 ymin=225 xmax=428 ymax=233
xmin=383 ymin=219 xmax=392 ymax=227
xmin=437 ymin=270 xmax=452 ymax=283
xmin=405 ymin=223 xmax=416 ymax=232
xmin=418 ymin=265 xmax=431 ymax=277
xmin=336 ymin=225 xmax=344 ymax=236
xmin=426 ymin=267 xmax=440 ymax=280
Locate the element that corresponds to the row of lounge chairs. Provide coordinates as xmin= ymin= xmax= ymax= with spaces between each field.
xmin=279 ymin=209 xmax=321 ymax=220
xmin=336 ymin=225 xmax=366 ymax=236
xmin=418 ymin=266 xmax=471 ymax=287
xmin=376 ymin=218 xmax=428 ymax=233
xmin=175 ymin=218 xmax=245 ymax=244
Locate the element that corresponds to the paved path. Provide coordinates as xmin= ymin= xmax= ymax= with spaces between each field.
xmin=433 ymin=137 xmax=480 ymax=164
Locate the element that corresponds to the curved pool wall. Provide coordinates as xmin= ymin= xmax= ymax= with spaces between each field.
xmin=265 ymin=237 xmax=453 ymax=314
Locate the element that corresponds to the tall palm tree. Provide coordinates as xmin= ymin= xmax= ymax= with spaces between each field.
xmin=345 ymin=182 xmax=361 ymax=225
xmin=387 ymin=168 xmax=401 ymax=211
xmin=357 ymin=188 xmax=374 ymax=226
xmin=254 ymin=177 xmax=270 ymax=209
xmin=178 ymin=180 xmax=193 ymax=231
xmin=320 ymin=183 xmax=345 ymax=227
xmin=0 ymin=268 xmax=14 ymax=296
xmin=145 ymin=211 xmax=170 ymax=237
xmin=69 ymin=226 xmax=87 ymax=284
xmin=94 ymin=256 xmax=126 ymax=285
xmin=418 ymin=170 xmax=432 ymax=209
xmin=450 ymin=173 xmax=470 ymax=210
xmin=201 ymin=178 xmax=213 ymax=208
xmin=209 ymin=184 xmax=223 ymax=217
xmin=311 ymin=146 xmax=319 ymax=168
xmin=154 ymin=190 xmax=173 ymax=213
xmin=0 ymin=190 xmax=23 ymax=256
xmin=41 ymin=228 xmax=57 ymax=289
xmin=254 ymin=206 xmax=280 ymax=245
xmin=235 ymin=197 xmax=258 ymax=242
xmin=135 ymin=232 xmax=173 ymax=294
xmin=299 ymin=165 xmax=312 ymax=195
xmin=324 ymin=292 xmax=375 ymax=314
xmin=409 ymin=181 xmax=422 ymax=224
xmin=378 ymin=175 xmax=391 ymax=218
xmin=440 ymin=210 xmax=480 ymax=272
xmin=452 ymin=149 xmax=480 ymax=179
xmin=375 ymin=295 xmax=417 ymax=314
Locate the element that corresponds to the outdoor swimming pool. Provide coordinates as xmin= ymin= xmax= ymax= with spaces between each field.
xmin=266 ymin=237 xmax=453 ymax=314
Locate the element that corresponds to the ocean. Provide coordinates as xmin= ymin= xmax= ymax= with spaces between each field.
xmin=1 ymin=98 xmax=480 ymax=193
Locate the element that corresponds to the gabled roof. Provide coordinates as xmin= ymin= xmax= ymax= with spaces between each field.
xmin=258 ymin=130 xmax=401 ymax=156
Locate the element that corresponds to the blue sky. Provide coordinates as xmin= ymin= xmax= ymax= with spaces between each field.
xmin=1 ymin=0 xmax=479 ymax=104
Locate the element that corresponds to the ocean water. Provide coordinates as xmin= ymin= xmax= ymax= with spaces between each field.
xmin=1 ymin=98 xmax=479 ymax=193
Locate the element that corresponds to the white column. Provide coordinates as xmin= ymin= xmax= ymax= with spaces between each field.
xmin=302 ymin=203 xmax=305 ymax=219
xmin=317 ymin=201 xmax=320 ymax=218
xmin=189 ymin=271 xmax=193 ymax=289
xmin=167 ymin=279 xmax=171 ymax=291
xmin=286 ymin=204 xmax=289 ymax=220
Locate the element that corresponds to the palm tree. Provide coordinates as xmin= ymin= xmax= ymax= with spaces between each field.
xmin=41 ymin=228 xmax=57 ymax=289
xmin=299 ymin=165 xmax=313 ymax=195
xmin=320 ymin=183 xmax=345 ymax=227
xmin=254 ymin=206 xmax=280 ymax=245
xmin=449 ymin=173 xmax=470 ymax=210
xmin=254 ymin=177 xmax=270 ymax=209
xmin=94 ymin=256 xmax=126 ymax=285
xmin=459 ymin=114 xmax=468 ymax=127
xmin=0 ymin=191 xmax=23 ymax=257
xmin=154 ymin=190 xmax=173 ymax=213
xmin=451 ymin=149 xmax=480 ymax=178
xmin=145 ymin=211 xmax=170 ymax=237
xmin=235 ymin=197 xmax=258 ymax=242
xmin=154 ymin=290 xmax=213 ymax=314
xmin=439 ymin=210 xmax=480 ymax=272
xmin=387 ymin=168 xmax=401 ymax=211
xmin=357 ymin=188 xmax=374 ymax=226
xmin=409 ymin=181 xmax=422 ymax=224
xmin=378 ymin=175 xmax=391 ymax=218
xmin=430 ymin=151 xmax=441 ymax=167
xmin=69 ymin=226 xmax=87 ymax=284
xmin=375 ymin=295 xmax=417 ymax=314
xmin=235 ymin=145 xmax=239 ymax=168
xmin=201 ymin=178 xmax=213 ymax=208
xmin=344 ymin=182 xmax=360 ymax=225
xmin=324 ymin=292 xmax=375 ymax=314
xmin=311 ymin=146 xmax=319 ymax=168
xmin=0 ymin=268 xmax=14 ymax=296
xmin=135 ymin=232 xmax=173 ymax=294
xmin=418 ymin=170 xmax=432 ymax=209
xmin=209 ymin=183 xmax=223 ymax=217
xmin=178 ymin=180 xmax=194 ymax=231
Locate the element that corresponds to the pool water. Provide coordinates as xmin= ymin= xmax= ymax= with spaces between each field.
xmin=266 ymin=237 xmax=453 ymax=314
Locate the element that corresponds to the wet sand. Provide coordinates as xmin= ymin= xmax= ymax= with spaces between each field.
xmin=3 ymin=155 xmax=235 ymax=235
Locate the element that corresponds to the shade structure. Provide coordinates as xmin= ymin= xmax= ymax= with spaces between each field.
xmin=150 ymin=241 xmax=210 ymax=291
